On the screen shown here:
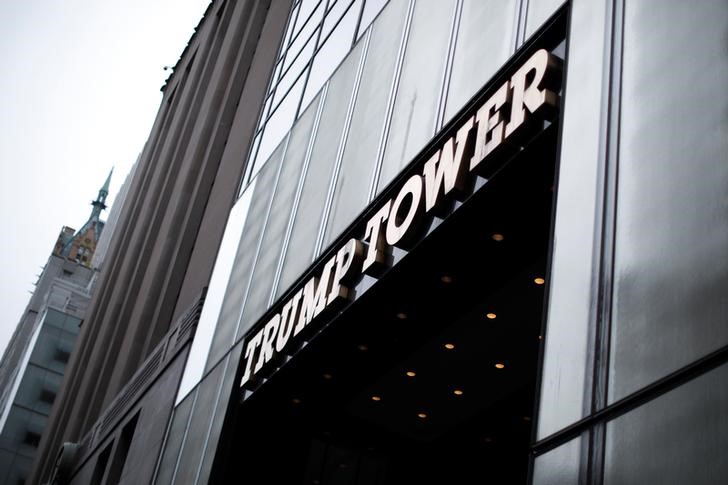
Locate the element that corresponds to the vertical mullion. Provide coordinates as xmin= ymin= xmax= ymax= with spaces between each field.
xmin=295 ymin=0 xmax=329 ymax=120
xmin=367 ymin=0 xmax=417 ymax=201
xmin=232 ymin=134 xmax=291 ymax=343
xmin=242 ymin=1 xmax=300 ymax=187
xmin=268 ymin=86 xmax=329 ymax=305
xmin=588 ymin=0 xmax=624 ymax=483
xmin=313 ymin=29 xmax=372 ymax=257
xmin=434 ymin=0 xmax=463 ymax=132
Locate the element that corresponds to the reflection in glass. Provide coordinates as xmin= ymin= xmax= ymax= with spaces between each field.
xmin=205 ymin=143 xmax=286 ymax=372
xmin=176 ymin=189 xmax=256 ymax=404
xmin=605 ymin=362 xmax=728 ymax=485
xmin=301 ymin=0 xmax=360 ymax=110
xmin=532 ymin=436 xmax=582 ymax=485
xmin=237 ymin=96 xmax=320 ymax=339
xmin=609 ymin=0 xmax=728 ymax=402
xmin=277 ymin=41 xmax=366 ymax=297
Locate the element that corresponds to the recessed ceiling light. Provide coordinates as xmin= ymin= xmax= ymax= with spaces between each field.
xmin=523 ymin=416 xmax=531 ymax=422
xmin=486 ymin=312 xmax=497 ymax=320
xmin=491 ymin=233 xmax=504 ymax=242
xmin=444 ymin=343 xmax=455 ymax=350
xmin=440 ymin=275 xmax=453 ymax=284
xmin=406 ymin=371 xmax=416 ymax=377
xmin=417 ymin=412 xmax=427 ymax=419
xmin=495 ymin=363 xmax=505 ymax=369
xmin=292 ymin=398 xmax=301 ymax=404
xmin=396 ymin=312 xmax=407 ymax=320
xmin=323 ymin=373 xmax=333 ymax=380
xmin=357 ymin=344 xmax=368 ymax=351
xmin=371 ymin=395 xmax=382 ymax=402
xmin=453 ymin=389 xmax=464 ymax=396
xmin=534 ymin=277 xmax=545 ymax=285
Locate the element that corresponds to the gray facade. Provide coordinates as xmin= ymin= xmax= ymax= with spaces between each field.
xmin=29 ymin=0 xmax=728 ymax=484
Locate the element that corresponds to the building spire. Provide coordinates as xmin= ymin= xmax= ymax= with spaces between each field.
xmin=91 ymin=167 xmax=113 ymax=220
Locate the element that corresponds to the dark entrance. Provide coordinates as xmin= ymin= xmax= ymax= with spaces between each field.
xmin=217 ymin=121 xmax=558 ymax=485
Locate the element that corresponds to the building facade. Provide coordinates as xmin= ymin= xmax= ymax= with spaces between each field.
xmin=0 ymin=177 xmax=112 ymax=485
xmin=29 ymin=0 xmax=728 ymax=484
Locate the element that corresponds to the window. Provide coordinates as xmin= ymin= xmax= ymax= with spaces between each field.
xmin=54 ymin=348 xmax=71 ymax=363
xmin=241 ymin=0 xmax=390 ymax=187
xmin=39 ymin=388 xmax=56 ymax=405
xmin=23 ymin=431 xmax=41 ymax=447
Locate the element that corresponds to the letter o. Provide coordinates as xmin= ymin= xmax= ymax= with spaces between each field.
xmin=385 ymin=174 xmax=423 ymax=247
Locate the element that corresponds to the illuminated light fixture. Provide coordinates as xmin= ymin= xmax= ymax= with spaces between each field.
xmin=440 ymin=275 xmax=453 ymax=284
xmin=523 ymin=416 xmax=531 ymax=422
xmin=538 ymin=335 xmax=543 ymax=340
xmin=417 ymin=412 xmax=428 ymax=419
xmin=371 ymin=395 xmax=382 ymax=402
xmin=453 ymin=389 xmax=464 ymax=396
xmin=534 ymin=277 xmax=545 ymax=285
xmin=357 ymin=344 xmax=368 ymax=351
xmin=396 ymin=312 xmax=408 ymax=320
xmin=292 ymin=398 xmax=302 ymax=404
xmin=491 ymin=233 xmax=505 ymax=242
xmin=323 ymin=373 xmax=333 ymax=380
xmin=444 ymin=343 xmax=455 ymax=350
xmin=495 ymin=363 xmax=505 ymax=369
xmin=406 ymin=371 xmax=416 ymax=377
xmin=486 ymin=312 xmax=497 ymax=320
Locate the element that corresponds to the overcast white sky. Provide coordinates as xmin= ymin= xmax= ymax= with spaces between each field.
xmin=0 ymin=0 xmax=211 ymax=358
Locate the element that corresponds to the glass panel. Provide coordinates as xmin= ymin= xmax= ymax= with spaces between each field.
xmin=322 ymin=0 xmax=357 ymax=39
xmin=525 ymin=0 xmax=566 ymax=39
xmin=252 ymin=77 xmax=305 ymax=179
xmin=604 ymin=362 xmax=728 ymax=485
xmin=276 ymin=39 xmax=366 ymax=297
xmin=3 ymin=453 xmax=32 ymax=485
xmin=609 ymin=0 xmax=728 ymax=402
xmin=13 ymin=365 xmax=61 ymax=416
xmin=532 ymin=436 xmax=582 ymax=485
xmin=294 ymin=0 xmax=324 ymax=39
xmin=445 ymin=0 xmax=517 ymax=121
xmin=172 ymin=363 xmax=226 ymax=485
xmin=282 ymin=2 xmax=300 ymax=51
xmin=356 ymin=0 xmax=388 ymax=39
xmin=237 ymin=95 xmax=320 ymax=340
xmin=286 ymin=0 xmax=325 ymax=73
xmin=176 ymin=190 xmax=256 ymax=404
xmin=321 ymin=0 xmax=408 ymax=248
xmin=196 ymin=343 xmax=242 ymax=485
xmin=301 ymin=0 xmax=360 ymax=110
xmin=276 ymin=36 xmax=315 ymax=107
xmin=205 ymin=142 xmax=286 ymax=372
xmin=377 ymin=0 xmax=456 ymax=191
xmin=537 ymin=0 xmax=609 ymax=439
xmin=154 ymin=390 xmax=196 ymax=485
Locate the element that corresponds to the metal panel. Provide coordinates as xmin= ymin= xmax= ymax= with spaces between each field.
xmin=532 ymin=435 xmax=582 ymax=485
xmin=276 ymin=38 xmax=366 ymax=297
xmin=237 ymin=95 xmax=320 ymax=338
xmin=444 ymin=0 xmax=518 ymax=121
xmin=605 ymin=362 xmax=728 ymax=485
xmin=321 ymin=0 xmax=410 ymax=248
xmin=537 ymin=0 xmax=611 ymax=439
xmin=609 ymin=0 xmax=728 ymax=402
xmin=204 ymin=141 xmax=286 ymax=372
xmin=525 ymin=0 xmax=566 ymax=39
xmin=376 ymin=0 xmax=457 ymax=191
